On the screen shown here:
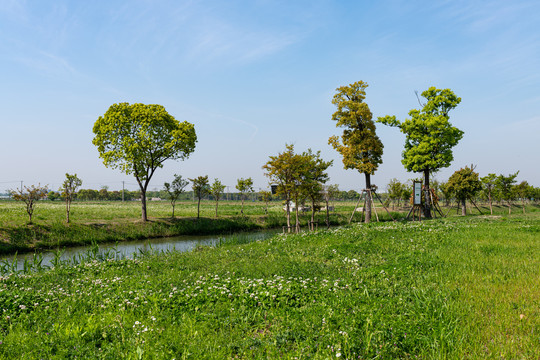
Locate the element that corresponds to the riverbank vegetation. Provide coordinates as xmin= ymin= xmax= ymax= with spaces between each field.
xmin=1 ymin=199 xmax=538 ymax=255
xmin=0 ymin=212 xmax=538 ymax=358
xmin=0 ymin=200 xmax=367 ymax=254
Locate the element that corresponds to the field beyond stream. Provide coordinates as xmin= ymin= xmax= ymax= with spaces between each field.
xmin=0 ymin=212 xmax=538 ymax=358
xmin=0 ymin=200 xmax=376 ymax=255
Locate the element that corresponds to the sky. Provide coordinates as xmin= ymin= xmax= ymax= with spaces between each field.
xmin=1 ymin=0 xmax=539 ymax=193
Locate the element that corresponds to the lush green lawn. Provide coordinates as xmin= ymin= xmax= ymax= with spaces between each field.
xmin=0 ymin=212 xmax=538 ymax=358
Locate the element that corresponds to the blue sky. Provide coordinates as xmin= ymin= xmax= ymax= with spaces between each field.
xmin=1 ymin=0 xmax=539 ymax=193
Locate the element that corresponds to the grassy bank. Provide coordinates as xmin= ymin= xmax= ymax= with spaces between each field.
xmin=0 ymin=213 xmax=538 ymax=358
xmin=0 ymin=200 xmax=399 ymax=255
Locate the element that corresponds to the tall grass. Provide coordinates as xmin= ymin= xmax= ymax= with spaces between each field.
xmin=0 ymin=213 xmax=537 ymax=358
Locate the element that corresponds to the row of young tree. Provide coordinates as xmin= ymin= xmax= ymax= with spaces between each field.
xmin=8 ymin=84 xmax=535 ymax=226
xmin=85 ymin=88 xmax=463 ymax=224
xmin=386 ymin=170 xmax=539 ymax=215
xmin=10 ymin=173 xmax=82 ymax=224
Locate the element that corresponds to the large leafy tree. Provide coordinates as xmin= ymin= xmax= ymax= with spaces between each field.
xmin=60 ymin=173 xmax=82 ymax=223
xmin=378 ymin=87 xmax=463 ymax=218
xmin=93 ymin=103 xmax=197 ymax=222
xmin=190 ymin=175 xmax=209 ymax=219
xmin=210 ymin=179 xmax=226 ymax=218
xmin=236 ymin=178 xmax=254 ymax=215
xmin=329 ymin=80 xmax=383 ymax=223
xmin=10 ymin=184 xmax=48 ymax=224
xmin=164 ymin=174 xmax=189 ymax=218
xmin=446 ymin=166 xmax=482 ymax=215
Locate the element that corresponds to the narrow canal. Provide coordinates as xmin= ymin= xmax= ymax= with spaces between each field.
xmin=1 ymin=229 xmax=281 ymax=273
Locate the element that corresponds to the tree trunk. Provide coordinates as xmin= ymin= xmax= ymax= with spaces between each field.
xmin=136 ymin=176 xmax=150 ymax=222
xmin=141 ymin=190 xmax=148 ymax=222
xmin=423 ymin=169 xmax=432 ymax=218
xmin=215 ymin=200 xmax=219 ymax=218
xmin=241 ymin=196 xmax=245 ymax=215
xmin=286 ymin=194 xmax=291 ymax=232
xmin=295 ymin=206 xmax=300 ymax=233
xmin=461 ymin=199 xmax=467 ymax=216
xmin=310 ymin=198 xmax=316 ymax=231
xmin=286 ymin=199 xmax=291 ymax=233
xmin=364 ymin=173 xmax=372 ymax=223
xmin=197 ymin=196 xmax=201 ymax=218
xmin=488 ymin=192 xmax=493 ymax=215
xmin=293 ymin=193 xmax=300 ymax=233
xmin=325 ymin=198 xmax=330 ymax=229
xmin=66 ymin=198 xmax=71 ymax=224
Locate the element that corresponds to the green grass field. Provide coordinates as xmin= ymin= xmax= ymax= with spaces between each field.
xmin=0 ymin=211 xmax=538 ymax=358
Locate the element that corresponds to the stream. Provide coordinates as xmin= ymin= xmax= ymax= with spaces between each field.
xmin=0 ymin=229 xmax=281 ymax=273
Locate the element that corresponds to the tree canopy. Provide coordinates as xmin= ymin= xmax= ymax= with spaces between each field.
xmin=481 ymin=173 xmax=497 ymax=214
xmin=164 ymin=174 xmax=189 ymax=218
xmin=262 ymin=144 xmax=306 ymax=232
xmin=236 ymin=178 xmax=254 ymax=215
xmin=263 ymin=144 xmax=332 ymax=232
xmin=210 ymin=179 xmax=226 ymax=218
xmin=60 ymin=173 xmax=82 ymax=223
xmin=190 ymin=175 xmax=209 ymax=219
xmin=378 ymin=87 xmax=463 ymax=217
xmin=328 ymin=81 xmax=383 ymax=176
xmin=10 ymin=184 xmax=48 ymax=224
xmin=329 ymin=80 xmax=383 ymax=223
xmin=446 ymin=166 xmax=482 ymax=215
xmin=92 ymin=103 xmax=196 ymax=221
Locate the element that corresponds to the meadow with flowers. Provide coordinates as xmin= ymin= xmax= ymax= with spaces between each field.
xmin=0 ymin=211 xmax=538 ymax=358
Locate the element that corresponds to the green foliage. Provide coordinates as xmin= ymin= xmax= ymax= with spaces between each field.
xmin=378 ymin=87 xmax=463 ymax=175
xmin=329 ymin=81 xmax=383 ymax=175
xmin=210 ymin=179 xmax=226 ymax=217
xmin=10 ymin=184 xmax=48 ymax=224
xmin=386 ymin=178 xmax=404 ymax=208
xmin=322 ymin=184 xmax=340 ymax=202
xmin=190 ymin=175 xmax=210 ymax=219
xmin=60 ymin=173 xmax=82 ymax=223
xmin=301 ymin=149 xmax=333 ymax=224
xmin=446 ymin=166 xmax=482 ymax=202
xmin=263 ymin=144 xmax=332 ymax=231
xmin=496 ymin=172 xmax=519 ymax=202
xmin=164 ymin=174 xmax=189 ymax=218
xmin=446 ymin=166 xmax=482 ymax=215
xmin=236 ymin=178 xmax=254 ymax=215
xmin=92 ymin=103 xmax=197 ymax=221
xmin=47 ymin=191 xmax=59 ymax=202
xmin=262 ymin=144 xmax=303 ymax=229
xmin=481 ymin=173 xmax=498 ymax=213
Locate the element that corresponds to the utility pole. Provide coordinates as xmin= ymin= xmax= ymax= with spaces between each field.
xmin=122 ymin=181 xmax=125 ymax=202
xmin=20 ymin=180 xmax=23 ymax=192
